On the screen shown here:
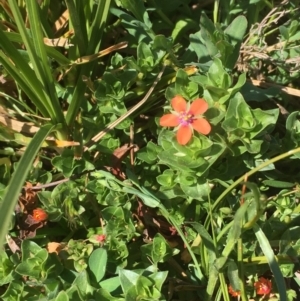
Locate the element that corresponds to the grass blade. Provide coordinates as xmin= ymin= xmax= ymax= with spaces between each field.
xmin=7 ymin=0 xmax=66 ymax=127
xmin=0 ymin=124 xmax=55 ymax=246
xmin=65 ymin=0 xmax=87 ymax=56
xmin=0 ymin=30 xmax=49 ymax=117
xmin=8 ymin=0 xmax=47 ymax=87
xmin=65 ymin=0 xmax=112 ymax=126
xmin=0 ymin=51 xmax=48 ymax=117
xmin=253 ymin=224 xmax=287 ymax=301
xmin=4 ymin=31 xmax=71 ymax=65
xmin=25 ymin=0 xmax=66 ymax=124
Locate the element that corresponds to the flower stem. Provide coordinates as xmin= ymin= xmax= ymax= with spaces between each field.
xmin=205 ymin=146 xmax=300 ymax=228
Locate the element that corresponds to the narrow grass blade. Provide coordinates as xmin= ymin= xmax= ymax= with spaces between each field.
xmin=253 ymin=224 xmax=287 ymax=301
xmin=4 ymin=31 xmax=71 ymax=66
xmin=88 ymin=0 xmax=111 ymax=50
xmin=0 ymin=51 xmax=48 ymax=117
xmin=8 ymin=0 xmax=47 ymax=87
xmin=222 ymin=202 xmax=249 ymax=258
xmin=0 ymin=30 xmax=49 ymax=117
xmin=65 ymin=0 xmax=87 ymax=56
xmin=7 ymin=0 xmax=66 ymax=127
xmin=0 ymin=124 xmax=55 ymax=246
xmin=25 ymin=0 xmax=66 ymax=124
xmin=66 ymin=0 xmax=112 ymax=126
xmin=188 ymin=222 xmax=217 ymax=269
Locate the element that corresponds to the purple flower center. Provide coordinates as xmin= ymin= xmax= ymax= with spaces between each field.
xmin=178 ymin=111 xmax=194 ymax=126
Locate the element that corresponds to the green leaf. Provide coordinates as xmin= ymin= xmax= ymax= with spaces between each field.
xmin=207 ymin=58 xmax=231 ymax=91
xmin=94 ymin=288 xmax=123 ymax=301
xmin=189 ymin=31 xmax=210 ymax=63
xmin=178 ymin=173 xmax=197 ymax=186
xmin=72 ymin=270 xmax=95 ymax=297
xmin=156 ymin=170 xmax=175 ymax=187
xmin=124 ymin=186 xmax=161 ymax=208
xmin=16 ymin=259 xmax=42 ymax=279
xmin=188 ymin=222 xmax=217 ymax=267
xmin=119 ymin=0 xmax=152 ymax=29
xmin=285 ymin=111 xmax=300 ymax=148
xmin=279 ymin=25 xmax=289 ymax=40
xmin=141 ymin=233 xmax=179 ymax=264
xmin=152 ymin=234 xmax=169 ymax=263
xmin=228 ymin=73 xmax=246 ymax=95
xmin=147 ymin=141 xmax=161 ymax=160
xmin=0 ymin=251 xmax=16 ymax=286
xmin=149 ymin=271 xmax=168 ymax=292
xmin=102 ymin=206 xmax=124 ymax=222
xmin=137 ymin=41 xmax=154 ymax=72
xmin=222 ymin=202 xmax=250 ymax=258
xmin=286 ymin=111 xmax=300 ymax=132
xmin=263 ymin=180 xmax=295 ymax=188
xmin=110 ymin=8 xmax=153 ymax=42
xmin=52 ymin=151 xmax=83 ymax=177
xmin=158 ymin=150 xmax=207 ymax=172
xmin=222 ymin=93 xmax=255 ymax=134
xmin=175 ymin=69 xmax=199 ymax=99
xmin=88 ymin=248 xmax=108 ymax=283
xmin=65 ymin=285 xmax=84 ymax=301
xmin=171 ymin=18 xmax=197 ymax=43
xmin=125 ymin=285 xmax=138 ymax=301
xmin=99 ymin=277 xmax=121 ymax=293
xmin=0 ymin=124 xmax=55 ymax=247
xmin=224 ymin=16 xmax=248 ymax=46
xmin=55 ymin=291 xmax=69 ymax=301
xmin=227 ymin=260 xmax=240 ymax=291
xmin=1 ymin=281 xmax=24 ymax=301
xmin=181 ymin=182 xmax=210 ymax=200
xmin=136 ymin=275 xmax=153 ymax=292
xmin=205 ymin=265 xmax=219 ymax=301
xmin=43 ymin=253 xmax=64 ymax=278
xmin=223 ymin=16 xmax=247 ymax=68
xmin=119 ymin=269 xmax=140 ymax=293
xmin=214 ymin=256 xmax=228 ymax=271
xmin=21 ymin=240 xmax=43 ymax=261
xmin=251 ymin=108 xmax=279 ymax=139
xmin=289 ymin=20 xmax=299 ymax=36
xmin=199 ymin=11 xmax=216 ymax=36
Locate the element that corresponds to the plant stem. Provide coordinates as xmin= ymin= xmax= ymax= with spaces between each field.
xmin=206 ymin=146 xmax=300 ymax=228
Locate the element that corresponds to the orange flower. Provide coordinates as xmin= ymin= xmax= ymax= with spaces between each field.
xmin=160 ymin=96 xmax=211 ymax=145
xmin=228 ymin=284 xmax=241 ymax=297
xmin=32 ymin=208 xmax=48 ymax=222
xmin=254 ymin=277 xmax=272 ymax=295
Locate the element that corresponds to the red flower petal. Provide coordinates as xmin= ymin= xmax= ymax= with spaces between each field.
xmin=254 ymin=277 xmax=272 ymax=295
xmin=192 ymin=118 xmax=211 ymax=135
xmin=228 ymin=285 xmax=240 ymax=297
xmin=177 ymin=125 xmax=192 ymax=145
xmin=171 ymin=95 xmax=187 ymax=112
xmin=160 ymin=114 xmax=180 ymax=127
xmin=96 ymin=234 xmax=106 ymax=242
xmin=33 ymin=208 xmax=48 ymax=222
xmin=189 ymin=98 xmax=208 ymax=115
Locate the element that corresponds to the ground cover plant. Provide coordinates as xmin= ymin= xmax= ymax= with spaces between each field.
xmin=0 ymin=0 xmax=300 ymax=300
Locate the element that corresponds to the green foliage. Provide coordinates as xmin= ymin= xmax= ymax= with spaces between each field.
xmin=1 ymin=1 xmax=300 ymax=301
xmin=190 ymin=13 xmax=247 ymax=70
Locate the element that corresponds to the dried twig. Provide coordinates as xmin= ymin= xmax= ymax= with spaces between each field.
xmin=84 ymin=64 xmax=167 ymax=150
xmin=249 ymin=79 xmax=300 ymax=97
